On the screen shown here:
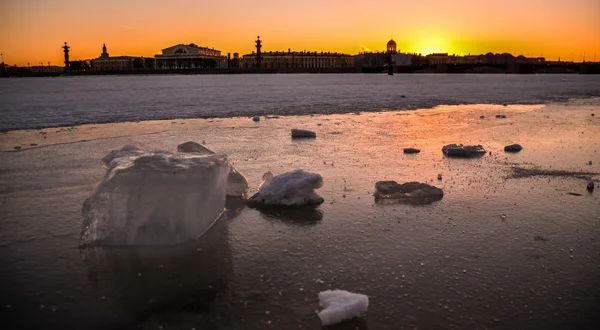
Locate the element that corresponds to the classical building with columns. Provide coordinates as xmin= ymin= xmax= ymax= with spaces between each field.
xmin=241 ymin=50 xmax=353 ymax=69
xmin=240 ymin=37 xmax=353 ymax=69
xmin=154 ymin=43 xmax=228 ymax=69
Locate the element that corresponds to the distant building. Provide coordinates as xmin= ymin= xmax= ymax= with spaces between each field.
xmin=241 ymin=50 xmax=353 ymax=69
xmin=483 ymin=53 xmax=545 ymax=65
xmin=91 ymin=43 xmax=139 ymax=71
xmin=424 ymin=52 xmax=545 ymax=66
xmin=354 ymin=39 xmax=413 ymax=68
xmin=426 ymin=53 xmax=449 ymax=65
xmin=154 ymin=43 xmax=228 ymax=69
xmin=229 ymin=52 xmax=241 ymax=69
xmin=28 ymin=65 xmax=63 ymax=73
xmin=240 ymin=37 xmax=352 ymax=69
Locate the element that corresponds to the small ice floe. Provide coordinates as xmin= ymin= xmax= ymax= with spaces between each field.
xmin=177 ymin=141 xmax=215 ymax=155
xmin=374 ymin=181 xmax=443 ymax=204
xmin=101 ymin=145 xmax=142 ymax=166
xmin=81 ymin=148 xmax=231 ymax=246
xmin=248 ymin=170 xmax=324 ymax=207
xmin=317 ymin=290 xmax=369 ymax=326
xmin=504 ymin=144 xmax=523 ymax=153
xmin=442 ymin=144 xmax=486 ymax=158
xmin=176 ymin=142 xmax=248 ymax=197
xmin=403 ymin=148 xmax=421 ymax=154
xmin=291 ymin=129 xmax=316 ymax=138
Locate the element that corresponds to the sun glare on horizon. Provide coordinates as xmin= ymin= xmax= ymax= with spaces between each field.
xmin=408 ymin=35 xmax=453 ymax=55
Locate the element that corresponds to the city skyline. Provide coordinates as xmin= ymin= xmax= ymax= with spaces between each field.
xmin=1 ymin=0 xmax=599 ymax=66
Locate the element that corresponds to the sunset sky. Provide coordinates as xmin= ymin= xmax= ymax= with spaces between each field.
xmin=1 ymin=0 xmax=599 ymax=66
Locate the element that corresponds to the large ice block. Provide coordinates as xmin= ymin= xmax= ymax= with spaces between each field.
xmin=81 ymin=150 xmax=230 ymax=246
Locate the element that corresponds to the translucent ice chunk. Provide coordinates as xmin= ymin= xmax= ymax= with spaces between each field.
xmin=317 ymin=290 xmax=369 ymax=326
xmin=248 ymin=170 xmax=324 ymax=207
xmin=81 ymin=151 xmax=230 ymax=246
xmin=176 ymin=141 xmax=248 ymax=197
xmin=226 ymin=166 xmax=248 ymax=197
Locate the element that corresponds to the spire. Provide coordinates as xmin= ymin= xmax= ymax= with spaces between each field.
xmin=101 ymin=43 xmax=109 ymax=58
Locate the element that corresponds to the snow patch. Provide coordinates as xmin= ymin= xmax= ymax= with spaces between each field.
xmin=317 ymin=290 xmax=369 ymax=326
xmin=248 ymin=170 xmax=324 ymax=207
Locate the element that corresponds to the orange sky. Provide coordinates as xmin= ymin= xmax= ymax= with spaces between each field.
xmin=1 ymin=0 xmax=599 ymax=66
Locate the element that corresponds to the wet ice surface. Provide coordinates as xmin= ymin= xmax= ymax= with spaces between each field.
xmin=1 ymin=100 xmax=600 ymax=329
xmin=1 ymin=74 xmax=600 ymax=131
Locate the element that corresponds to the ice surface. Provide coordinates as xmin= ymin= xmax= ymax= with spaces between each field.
xmin=317 ymin=290 xmax=369 ymax=326
xmin=248 ymin=170 xmax=324 ymax=207
xmin=81 ymin=150 xmax=230 ymax=246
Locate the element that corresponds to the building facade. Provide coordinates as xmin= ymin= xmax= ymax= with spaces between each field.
xmin=241 ymin=50 xmax=353 ymax=69
xmin=154 ymin=43 xmax=228 ymax=69
xmin=91 ymin=44 xmax=138 ymax=71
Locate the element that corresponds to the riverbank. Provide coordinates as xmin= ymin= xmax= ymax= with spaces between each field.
xmin=1 ymin=98 xmax=599 ymax=329
xmin=2 ymin=62 xmax=600 ymax=78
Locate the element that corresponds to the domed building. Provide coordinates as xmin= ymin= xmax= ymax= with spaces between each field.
xmin=386 ymin=39 xmax=397 ymax=53
xmin=354 ymin=38 xmax=412 ymax=70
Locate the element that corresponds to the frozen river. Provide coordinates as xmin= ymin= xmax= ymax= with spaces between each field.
xmin=1 ymin=73 xmax=600 ymax=131
xmin=1 ymin=97 xmax=599 ymax=329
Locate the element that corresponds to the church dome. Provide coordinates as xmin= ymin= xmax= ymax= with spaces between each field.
xmin=387 ymin=39 xmax=397 ymax=47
